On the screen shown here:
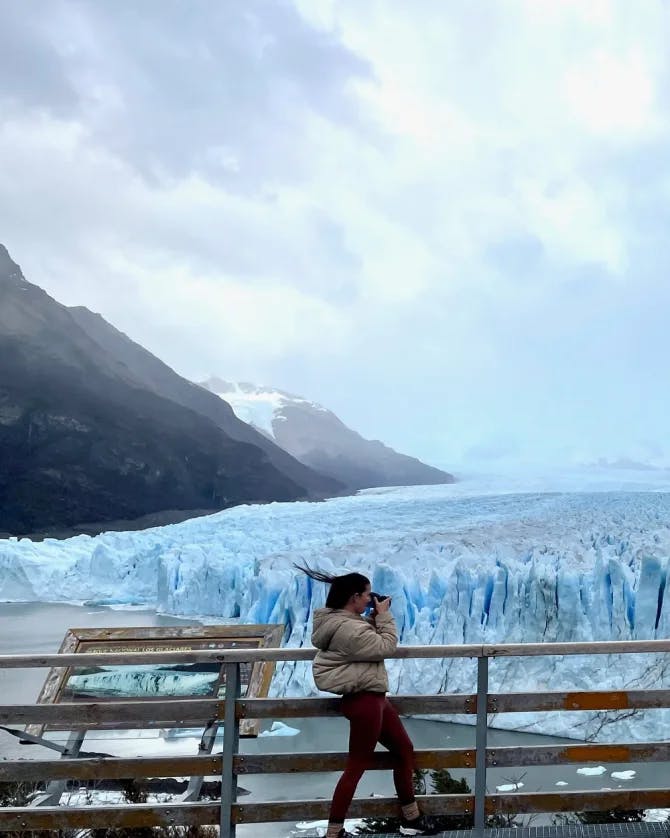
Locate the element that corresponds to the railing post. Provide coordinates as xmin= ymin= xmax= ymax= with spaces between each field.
xmin=220 ymin=662 xmax=241 ymax=838
xmin=474 ymin=655 xmax=488 ymax=836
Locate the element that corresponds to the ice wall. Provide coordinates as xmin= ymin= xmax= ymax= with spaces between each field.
xmin=2 ymin=486 xmax=670 ymax=740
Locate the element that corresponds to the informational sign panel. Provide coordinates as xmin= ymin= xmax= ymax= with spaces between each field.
xmin=28 ymin=624 xmax=284 ymax=738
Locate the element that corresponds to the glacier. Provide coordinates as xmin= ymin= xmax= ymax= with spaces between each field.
xmin=3 ymin=468 xmax=670 ymax=741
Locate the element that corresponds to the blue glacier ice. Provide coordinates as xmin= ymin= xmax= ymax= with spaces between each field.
xmin=3 ymin=470 xmax=670 ymax=741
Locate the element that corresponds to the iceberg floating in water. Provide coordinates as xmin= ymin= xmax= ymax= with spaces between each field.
xmin=577 ymin=766 xmax=607 ymax=776
xmin=258 ymin=721 xmax=301 ymax=737
xmin=611 ymin=770 xmax=636 ymax=780
xmin=2 ymin=482 xmax=670 ymax=741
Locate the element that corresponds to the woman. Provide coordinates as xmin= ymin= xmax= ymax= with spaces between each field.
xmin=298 ymin=564 xmax=437 ymax=838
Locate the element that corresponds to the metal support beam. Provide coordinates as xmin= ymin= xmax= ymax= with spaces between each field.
xmin=220 ymin=662 xmax=241 ymax=838
xmin=31 ymin=729 xmax=87 ymax=807
xmin=0 ymin=725 xmax=70 ymax=754
xmin=474 ymin=656 xmax=488 ymax=836
xmin=179 ymin=719 xmax=220 ymax=802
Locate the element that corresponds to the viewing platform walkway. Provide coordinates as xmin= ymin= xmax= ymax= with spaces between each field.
xmin=1 ymin=639 xmax=669 ymax=836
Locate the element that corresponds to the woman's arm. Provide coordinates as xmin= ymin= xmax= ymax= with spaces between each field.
xmin=338 ymin=610 xmax=398 ymax=661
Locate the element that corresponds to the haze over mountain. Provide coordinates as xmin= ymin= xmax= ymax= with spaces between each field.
xmin=200 ymin=377 xmax=454 ymax=490
xmin=0 ymin=244 xmax=340 ymax=536
xmin=66 ymin=307 xmax=341 ymax=499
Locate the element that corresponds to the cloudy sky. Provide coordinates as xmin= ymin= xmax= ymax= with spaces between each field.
xmin=1 ymin=0 xmax=669 ymax=471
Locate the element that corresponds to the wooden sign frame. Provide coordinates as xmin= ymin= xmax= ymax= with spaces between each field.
xmin=27 ymin=623 xmax=284 ymax=738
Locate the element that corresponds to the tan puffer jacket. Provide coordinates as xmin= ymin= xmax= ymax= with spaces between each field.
xmin=311 ymin=607 xmax=398 ymax=695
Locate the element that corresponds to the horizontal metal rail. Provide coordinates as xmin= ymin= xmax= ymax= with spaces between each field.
xmin=2 ymin=638 xmax=670 ymax=668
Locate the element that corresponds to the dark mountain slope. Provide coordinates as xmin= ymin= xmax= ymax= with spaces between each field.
xmin=0 ymin=245 xmax=305 ymax=535
xmin=67 ymin=307 xmax=342 ymax=498
xmin=277 ymin=399 xmax=453 ymax=489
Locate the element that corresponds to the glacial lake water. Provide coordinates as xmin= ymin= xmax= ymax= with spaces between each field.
xmin=1 ymin=602 xmax=668 ymax=836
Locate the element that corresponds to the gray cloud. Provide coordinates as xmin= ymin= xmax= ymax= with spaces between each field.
xmin=0 ymin=2 xmax=79 ymax=114
xmin=0 ymin=0 xmax=371 ymax=189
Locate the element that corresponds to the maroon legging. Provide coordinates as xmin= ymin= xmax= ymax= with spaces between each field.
xmin=330 ymin=691 xmax=416 ymax=823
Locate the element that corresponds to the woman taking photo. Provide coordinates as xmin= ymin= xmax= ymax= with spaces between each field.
xmin=298 ymin=564 xmax=437 ymax=838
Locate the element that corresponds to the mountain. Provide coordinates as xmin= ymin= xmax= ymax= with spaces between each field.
xmin=199 ymin=378 xmax=454 ymax=490
xmin=66 ymin=309 xmax=342 ymax=499
xmin=0 ymin=244 xmax=339 ymax=536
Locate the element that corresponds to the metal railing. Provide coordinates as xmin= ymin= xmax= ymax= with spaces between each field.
xmin=1 ymin=640 xmax=670 ymax=835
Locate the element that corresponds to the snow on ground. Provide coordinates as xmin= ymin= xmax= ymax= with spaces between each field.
xmin=646 ymin=808 xmax=670 ymax=822
xmin=218 ymin=387 xmax=285 ymax=438
xmin=3 ymin=468 xmax=670 ymax=741
xmin=294 ymin=818 xmax=362 ymax=835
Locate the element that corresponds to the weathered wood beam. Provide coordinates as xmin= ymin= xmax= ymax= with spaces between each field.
xmin=2 ymin=638 xmax=670 ymax=669
xmin=486 ymin=741 xmax=670 ymax=767
xmin=490 ymin=689 xmax=670 ymax=713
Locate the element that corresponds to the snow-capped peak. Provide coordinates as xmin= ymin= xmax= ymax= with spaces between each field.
xmin=198 ymin=376 xmax=454 ymax=491
xmin=198 ymin=377 xmax=325 ymax=439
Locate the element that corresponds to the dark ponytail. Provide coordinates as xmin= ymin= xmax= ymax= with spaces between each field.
xmin=295 ymin=563 xmax=370 ymax=609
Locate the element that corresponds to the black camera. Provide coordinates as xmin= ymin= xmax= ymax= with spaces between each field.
xmin=371 ymin=592 xmax=388 ymax=602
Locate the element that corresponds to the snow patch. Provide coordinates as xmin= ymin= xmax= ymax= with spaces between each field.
xmin=645 ymin=808 xmax=670 ymax=822
xmin=204 ymin=380 xmax=323 ymax=439
xmin=294 ymin=818 xmax=362 ymax=835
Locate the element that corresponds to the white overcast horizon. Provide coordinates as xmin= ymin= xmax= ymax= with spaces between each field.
xmin=2 ymin=0 xmax=669 ymax=473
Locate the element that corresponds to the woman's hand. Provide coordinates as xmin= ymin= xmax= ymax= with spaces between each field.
xmin=373 ymin=595 xmax=392 ymax=614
